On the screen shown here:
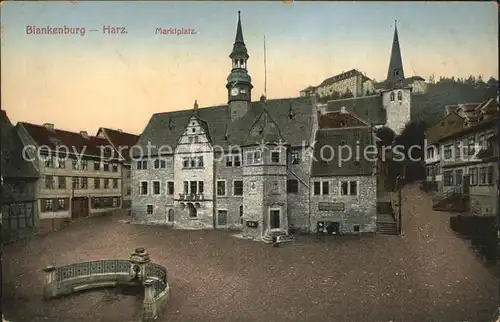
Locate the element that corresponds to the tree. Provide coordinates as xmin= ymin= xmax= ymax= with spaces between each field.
xmin=341 ymin=89 xmax=354 ymax=99
xmin=393 ymin=121 xmax=427 ymax=184
xmin=375 ymin=126 xmax=395 ymax=147
xmin=428 ymin=74 xmax=436 ymax=84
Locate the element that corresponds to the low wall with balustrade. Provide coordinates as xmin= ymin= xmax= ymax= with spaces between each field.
xmin=42 ymin=248 xmax=169 ymax=322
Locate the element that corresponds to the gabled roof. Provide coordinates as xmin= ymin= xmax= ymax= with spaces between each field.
xmin=1 ymin=110 xmax=39 ymax=178
xmin=325 ymin=95 xmax=386 ymax=125
xmin=134 ymin=97 xmax=314 ymax=157
xmin=242 ymin=105 xmax=284 ymax=145
xmin=98 ymin=128 xmax=139 ymax=163
xmin=20 ymin=122 xmax=117 ymax=159
xmin=311 ymin=126 xmax=374 ymax=177
xmin=318 ymin=110 xmax=369 ymax=128
xmin=424 ymin=111 xmax=465 ymax=144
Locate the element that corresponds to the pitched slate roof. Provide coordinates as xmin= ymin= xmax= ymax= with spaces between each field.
xmin=311 ymin=126 xmax=375 ymax=177
xmin=1 ymin=110 xmax=39 ymax=178
xmin=318 ymin=110 xmax=368 ymax=128
xmin=134 ymin=97 xmax=314 ymax=157
xmin=325 ymin=95 xmax=386 ymax=125
xmin=20 ymin=122 xmax=117 ymax=159
xmin=98 ymin=128 xmax=139 ymax=163
xmin=424 ymin=111 xmax=465 ymax=144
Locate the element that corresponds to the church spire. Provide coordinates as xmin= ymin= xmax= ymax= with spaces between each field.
xmin=386 ymin=20 xmax=405 ymax=86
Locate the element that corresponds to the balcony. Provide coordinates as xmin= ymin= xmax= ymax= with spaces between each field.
xmin=178 ymin=193 xmax=204 ymax=201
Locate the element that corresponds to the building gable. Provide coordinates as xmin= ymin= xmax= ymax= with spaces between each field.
xmin=319 ymin=109 xmax=369 ymax=129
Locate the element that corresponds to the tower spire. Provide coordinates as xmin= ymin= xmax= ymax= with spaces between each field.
xmin=386 ymin=20 xmax=405 ymax=87
xmin=231 ymin=11 xmax=248 ymax=59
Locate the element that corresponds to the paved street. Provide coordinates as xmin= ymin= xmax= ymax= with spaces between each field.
xmin=3 ymin=184 xmax=497 ymax=322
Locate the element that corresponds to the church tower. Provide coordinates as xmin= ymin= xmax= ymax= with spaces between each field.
xmin=386 ymin=20 xmax=405 ymax=88
xmin=382 ymin=21 xmax=411 ymax=135
xmin=226 ymin=11 xmax=253 ymax=121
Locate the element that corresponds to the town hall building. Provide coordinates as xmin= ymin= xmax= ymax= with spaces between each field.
xmin=131 ymin=12 xmax=412 ymax=240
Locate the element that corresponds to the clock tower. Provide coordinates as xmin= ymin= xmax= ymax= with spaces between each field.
xmin=226 ymin=11 xmax=253 ymax=121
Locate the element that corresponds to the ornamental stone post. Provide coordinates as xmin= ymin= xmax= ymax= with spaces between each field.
xmin=42 ymin=266 xmax=56 ymax=299
xmin=142 ymin=279 xmax=155 ymax=321
xmin=129 ymin=247 xmax=151 ymax=284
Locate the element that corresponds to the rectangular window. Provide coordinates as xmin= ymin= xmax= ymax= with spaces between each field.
xmin=126 ymin=187 xmax=132 ymax=195
xmin=455 ymin=141 xmax=461 ymax=159
xmin=313 ymin=181 xmax=321 ymax=195
xmin=443 ymin=145 xmax=452 ymax=159
xmin=233 ymin=180 xmax=243 ymax=196
xmin=103 ymin=163 xmax=110 ymax=171
xmin=104 ymin=178 xmax=110 ymax=189
xmin=291 ymin=151 xmax=300 ymax=164
xmin=469 ymin=168 xmax=478 ymax=186
xmin=57 ymin=198 xmax=66 ymax=211
xmin=287 ymin=179 xmax=299 ymax=193
xmin=94 ymin=178 xmax=100 ymax=189
xmin=455 ymin=169 xmax=463 ymax=186
xmin=112 ymin=163 xmax=118 ymax=172
xmin=198 ymin=181 xmax=204 ymax=194
xmin=225 ymin=155 xmax=233 ymax=167
xmin=183 ymin=158 xmax=189 ymax=168
xmin=217 ymin=180 xmax=226 ymax=196
xmin=137 ymin=160 xmax=147 ymax=170
xmin=184 ymin=181 xmax=189 ymax=194
xmin=112 ymin=197 xmax=118 ymax=207
xmin=72 ymin=177 xmax=79 ymax=189
xmin=140 ymin=181 xmax=148 ymax=195
xmin=246 ymin=150 xmax=262 ymax=165
xmin=44 ymin=199 xmax=54 ymax=212
xmin=190 ymin=181 xmax=198 ymax=195
xmin=478 ymin=135 xmax=486 ymax=150
xmin=94 ymin=161 xmax=100 ymax=171
xmin=154 ymin=159 xmax=160 ymax=169
xmin=80 ymin=177 xmax=88 ymax=189
xmin=353 ymin=225 xmax=360 ymax=233
xmin=349 ymin=181 xmax=357 ymax=196
xmin=167 ymin=181 xmax=174 ymax=195
xmin=45 ymin=156 xmax=54 ymax=168
xmin=443 ymin=170 xmax=453 ymax=186
xmin=58 ymin=176 xmax=66 ymax=189
xmin=341 ymin=181 xmax=348 ymax=195
xmin=57 ymin=158 xmax=65 ymax=169
xmin=467 ymin=137 xmax=475 ymax=155
xmin=271 ymin=151 xmax=280 ymax=163
xmin=486 ymin=166 xmax=494 ymax=185
xmin=113 ymin=179 xmax=118 ymax=189
xmin=153 ymin=181 xmax=161 ymax=195
xmin=81 ymin=159 xmax=88 ymax=170
xmin=239 ymin=205 xmax=243 ymax=225
xmin=479 ymin=167 xmax=487 ymax=185
xmin=322 ymin=181 xmax=329 ymax=195
xmin=72 ymin=159 xmax=79 ymax=170
xmin=147 ymin=205 xmax=153 ymax=214
xmin=233 ymin=154 xmax=241 ymax=167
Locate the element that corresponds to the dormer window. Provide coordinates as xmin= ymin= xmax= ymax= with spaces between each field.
xmin=397 ymin=91 xmax=403 ymax=101
xmin=194 ymin=136 xmax=199 ymax=143
xmin=390 ymin=92 xmax=395 ymax=101
xmin=192 ymin=128 xmax=196 ymax=133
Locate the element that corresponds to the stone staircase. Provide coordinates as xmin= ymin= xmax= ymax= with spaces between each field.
xmin=376 ymin=221 xmax=398 ymax=235
xmin=432 ymin=187 xmax=467 ymax=212
xmin=262 ymin=230 xmax=288 ymax=244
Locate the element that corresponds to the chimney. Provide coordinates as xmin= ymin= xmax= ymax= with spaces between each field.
xmin=80 ymin=131 xmax=89 ymax=139
xmin=43 ymin=123 xmax=54 ymax=131
xmin=260 ymin=95 xmax=266 ymax=102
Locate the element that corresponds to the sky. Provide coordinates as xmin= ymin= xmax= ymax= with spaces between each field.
xmin=1 ymin=1 xmax=498 ymax=135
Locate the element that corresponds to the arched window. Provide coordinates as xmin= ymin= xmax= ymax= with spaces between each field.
xmin=390 ymin=92 xmax=395 ymax=101
xmin=168 ymin=209 xmax=174 ymax=222
xmin=397 ymin=91 xmax=403 ymax=101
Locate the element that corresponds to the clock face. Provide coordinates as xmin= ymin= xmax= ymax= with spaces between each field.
xmin=231 ymin=87 xmax=240 ymax=96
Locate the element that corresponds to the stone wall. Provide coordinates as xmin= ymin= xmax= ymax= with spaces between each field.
xmin=309 ymin=175 xmax=377 ymax=233
xmin=214 ymin=154 xmax=244 ymax=229
xmin=286 ymin=147 xmax=311 ymax=231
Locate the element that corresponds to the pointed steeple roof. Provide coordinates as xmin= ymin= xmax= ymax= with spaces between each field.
xmin=230 ymin=11 xmax=248 ymax=59
xmin=386 ymin=20 xmax=405 ymax=87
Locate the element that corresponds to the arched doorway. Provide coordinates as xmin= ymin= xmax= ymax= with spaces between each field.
xmin=187 ymin=203 xmax=197 ymax=218
xmin=167 ymin=209 xmax=174 ymax=223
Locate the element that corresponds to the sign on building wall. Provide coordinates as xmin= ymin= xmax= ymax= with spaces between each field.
xmin=318 ymin=202 xmax=345 ymax=211
xmin=246 ymin=221 xmax=258 ymax=228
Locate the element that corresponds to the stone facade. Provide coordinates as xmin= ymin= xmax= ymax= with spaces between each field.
xmin=382 ymin=88 xmax=411 ymax=135
xmin=309 ymin=176 xmax=377 ymax=233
